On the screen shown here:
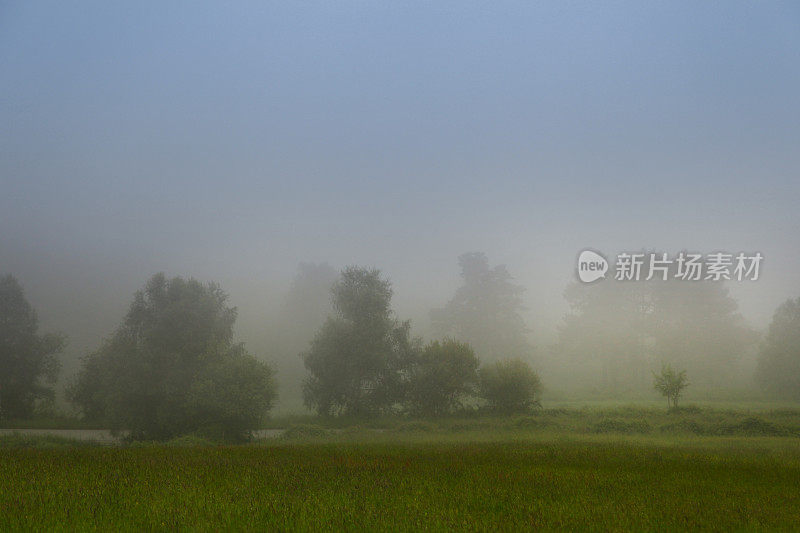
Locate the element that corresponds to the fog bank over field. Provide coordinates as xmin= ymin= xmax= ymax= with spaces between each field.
xmin=2 ymin=2 xmax=799 ymax=412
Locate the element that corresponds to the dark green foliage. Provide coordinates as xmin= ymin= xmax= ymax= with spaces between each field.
xmin=185 ymin=344 xmax=277 ymax=441
xmin=302 ymin=267 xmax=420 ymax=417
xmin=479 ymin=358 xmax=541 ymax=413
xmin=68 ymin=273 xmax=276 ymax=441
xmin=0 ymin=275 xmax=66 ymax=420
xmin=590 ymin=419 xmax=651 ymax=434
xmin=756 ymin=297 xmax=800 ymax=400
xmin=658 ymin=416 xmax=794 ymax=437
xmin=717 ymin=417 xmax=789 ymax=437
xmin=406 ymin=339 xmax=479 ymax=416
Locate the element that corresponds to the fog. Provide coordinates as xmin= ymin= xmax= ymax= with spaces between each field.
xmin=2 ymin=2 xmax=799 ymax=414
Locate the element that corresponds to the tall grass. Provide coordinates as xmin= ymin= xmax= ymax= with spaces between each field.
xmin=3 ymin=435 xmax=800 ymax=530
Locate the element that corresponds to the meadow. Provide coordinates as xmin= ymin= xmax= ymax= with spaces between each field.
xmin=3 ymin=407 xmax=800 ymax=531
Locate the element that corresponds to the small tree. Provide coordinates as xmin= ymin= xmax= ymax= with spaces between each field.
xmin=406 ymin=339 xmax=479 ymax=416
xmin=653 ymin=364 xmax=689 ymax=410
xmin=479 ymin=358 xmax=541 ymax=414
xmin=302 ymin=267 xmax=419 ymax=417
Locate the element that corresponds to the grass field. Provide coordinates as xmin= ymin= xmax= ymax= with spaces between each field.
xmin=3 ymin=410 xmax=800 ymax=531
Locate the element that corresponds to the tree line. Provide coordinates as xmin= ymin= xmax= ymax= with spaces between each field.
xmin=2 ymin=252 xmax=799 ymax=441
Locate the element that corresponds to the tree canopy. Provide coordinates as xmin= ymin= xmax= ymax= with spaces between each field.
xmin=302 ymin=266 xmax=419 ymax=417
xmin=479 ymin=358 xmax=541 ymax=414
xmin=407 ymin=339 xmax=479 ymax=416
xmin=0 ymin=275 xmax=66 ymax=419
xmin=68 ymin=273 xmax=276 ymax=441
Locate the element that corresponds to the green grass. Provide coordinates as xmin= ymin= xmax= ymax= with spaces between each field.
xmin=3 ymin=433 xmax=800 ymax=530
xmin=4 ymin=406 xmax=800 ymax=530
xmin=273 ymin=405 xmax=800 ymax=439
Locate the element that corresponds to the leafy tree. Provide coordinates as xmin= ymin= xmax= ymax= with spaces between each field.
xmin=186 ymin=344 xmax=277 ymax=441
xmin=756 ymin=297 xmax=800 ymax=400
xmin=302 ymin=266 xmax=419 ymax=417
xmin=68 ymin=273 xmax=276 ymax=441
xmin=431 ymin=253 xmax=532 ymax=362
xmin=406 ymin=339 xmax=479 ymax=416
xmin=479 ymin=358 xmax=541 ymax=414
xmin=0 ymin=275 xmax=65 ymax=420
xmin=652 ymin=364 xmax=689 ymax=410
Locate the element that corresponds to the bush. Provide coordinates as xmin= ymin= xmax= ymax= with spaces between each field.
xmin=717 ymin=417 xmax=790 ymax=437
xmin=479 ymin=359 xmax=541 ymax=414
xmin=658 ymin=420 xmax=708 ymax=436
xmin=590 ymin=419 xmax=651 ymax=434
xmin=406 ymin=339 xmax=479 ymax=416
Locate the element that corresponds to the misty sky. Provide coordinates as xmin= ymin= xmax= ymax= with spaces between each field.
xmin=2 ymin=2 xmax=799 ymax=372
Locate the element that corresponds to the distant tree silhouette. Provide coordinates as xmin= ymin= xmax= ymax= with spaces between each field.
xmin=432 ymin=253 xmax=532 ymax=362
xmin=556 ymin=253 xmax=755 ymax=391
xmin=756 ymin=297 xmax=800 ymax=400
xmin=0 ymin=275 xmax=65 ymax=419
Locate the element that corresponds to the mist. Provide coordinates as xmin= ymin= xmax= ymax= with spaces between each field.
xmin=2 ymin=1 xmax=799 ymax=414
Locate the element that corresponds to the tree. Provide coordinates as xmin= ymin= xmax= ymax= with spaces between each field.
xmin=554 ymin=253 xmax=755 ymax=393
xmin=0 ymin=275 xmax=65 ymax=420
xmin=283 ymin=263 xmax=339 ymax=337
xmin=186 ymin=344 xmax=277 ymax=441
xmin=302 ymin=266 xmax=419 ymax=417
xmin=649 ymin=275 xmax=756 ymax=388
xmin=479 ymin=358 xmax=541 ymax=414
xmin=406 ymin=339 xmax=479 ymax=416
xmin=431 ymin=253 xmax=532 ymax=362
xmin=652 ymin=364 xmax=689 ymax=410
xmin=270 ymin=262 xmax=339 ymax=411
xmin=756 ymin=297 xmax=800 ymax=400
xmin=68 ymin=273 xmax=276 ymax=441
xmin=556 ymin=278 xmax=654 ymax=392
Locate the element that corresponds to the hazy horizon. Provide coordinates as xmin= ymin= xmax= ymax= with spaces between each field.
xmin=2 ymin=1 xmax=799 ymax=411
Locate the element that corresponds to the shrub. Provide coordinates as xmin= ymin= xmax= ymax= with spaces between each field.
xmin=479 ymin=359 xmax=541 ymax=414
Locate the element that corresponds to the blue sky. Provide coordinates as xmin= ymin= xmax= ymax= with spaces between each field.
xmin=2 ymin=1 xmax=799 ymax=353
